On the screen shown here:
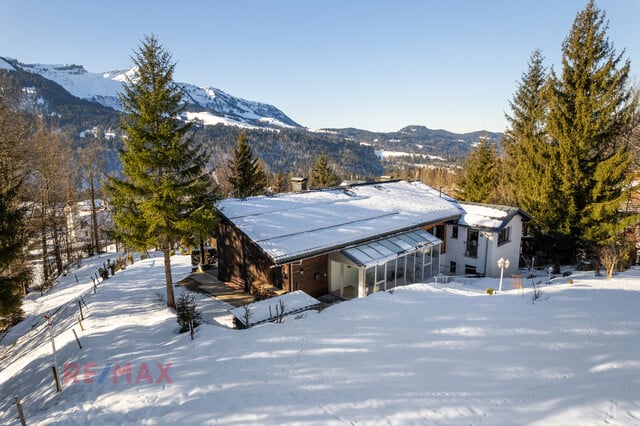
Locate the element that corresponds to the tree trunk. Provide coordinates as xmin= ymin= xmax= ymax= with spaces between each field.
xmin=90 ymin=170 xmax=100 ymax=254
xmin=41 ymin=219 xmax=48 ymax=292
xmin=199 ymin=238 xmax=205 ymax=268
xmin=162 ymin=241 xmax=176 ymax=309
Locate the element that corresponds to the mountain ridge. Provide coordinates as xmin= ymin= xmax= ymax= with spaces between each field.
xmin=0 ymin=55 xmax=502 ymax=178
xmin=0 ymin=56 xmax=301 ymax=129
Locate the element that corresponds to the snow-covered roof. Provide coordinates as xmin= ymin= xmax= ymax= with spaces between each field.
xmin=457 ymin=202 xmax=531 ymax=232
xmin=217 ymin=180 xmax=461 ymax=264
xmin=230 ymin=290 xmax=321 ymax=327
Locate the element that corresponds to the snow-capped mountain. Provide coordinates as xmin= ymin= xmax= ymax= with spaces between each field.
xmin=0 ymin=57 xmax=300 ymax=129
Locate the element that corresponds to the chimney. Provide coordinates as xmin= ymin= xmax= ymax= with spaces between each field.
xmin=291 ymin=177 xmax=308 ymax=192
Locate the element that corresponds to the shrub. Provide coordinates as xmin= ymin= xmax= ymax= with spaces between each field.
xmin=486 ymin=288 xmax=495 ymax=295
xmin=98 ymin=267 xmax=109 ymax=280
xmin=176 ymin=293 xmax=202 ymax=333
xmin=512 ymin=275 xmax=523 ymax=290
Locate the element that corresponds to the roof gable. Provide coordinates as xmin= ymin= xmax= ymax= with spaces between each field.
xmin=457 ymin=202 xmax=531 ymax=232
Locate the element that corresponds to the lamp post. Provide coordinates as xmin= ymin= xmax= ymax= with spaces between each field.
xmin=497 ymin=257 xmax=510 ymax=292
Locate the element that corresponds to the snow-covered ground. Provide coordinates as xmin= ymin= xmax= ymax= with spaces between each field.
xmin=1 ymin=252 xmax=639 ymax=425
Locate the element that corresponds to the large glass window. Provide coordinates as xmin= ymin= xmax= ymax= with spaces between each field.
xmin=415 ymin=250 xmax=424 ymax=282
xmin=422 ymin=247 xmax=432 ymax=279
xmin=405 ymin=252 xmax=415 ymax=284
xmin=365 ymin=267 xmax=375 ymax=295
xmin=432 ymin=245 xmax=440 ymax=276
xmin=375 ymin=263 xmax=385 ymax=292
xmin=396 ymin=256 xmax=406 ymax=287
xmin=386 ymin=259 xmax=397 ymax=290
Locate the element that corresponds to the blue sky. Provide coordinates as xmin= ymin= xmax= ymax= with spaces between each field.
xmin=1 ymin=0 xmax=638 ymax=133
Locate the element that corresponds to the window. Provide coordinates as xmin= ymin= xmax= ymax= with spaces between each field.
xmin=451 ymin=225 xmax=458 ymax=239
xmin=465 ymin=264 xmax=477 ymax=275
xmin=427 ymin=224 xmax=447 ymax=254
xmin=450 ymin=261 xmax=457 ymax=274
xmin=498 ymin=226 xmax=511 ymax=246
xmin=466 ymin=229 xmax=479 ymax=258
xmin=365 ymin=267 xmax=375 ymax=295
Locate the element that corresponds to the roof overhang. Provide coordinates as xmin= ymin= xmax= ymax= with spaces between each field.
xmin=340 ymin=228 xmax=441 ymax=268
xmin=269 ymin=215 xmax=459 ymax=266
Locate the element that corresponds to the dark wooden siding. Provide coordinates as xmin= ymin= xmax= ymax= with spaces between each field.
xmin=216 ymin=218 xmax=284 ymax=291
xmin=290 ymin=255 xmax=329 ymax=298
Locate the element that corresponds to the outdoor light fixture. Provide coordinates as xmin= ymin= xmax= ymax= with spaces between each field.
xmin=497 ymin=257 xmax=510 ymax=292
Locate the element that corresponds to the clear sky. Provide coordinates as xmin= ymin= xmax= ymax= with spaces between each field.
xmin=0 ymin=0 xmax=638 ymax=133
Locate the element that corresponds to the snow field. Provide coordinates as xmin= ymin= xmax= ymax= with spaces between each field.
xmin=1 ymin=253 xmax=640 ymax=425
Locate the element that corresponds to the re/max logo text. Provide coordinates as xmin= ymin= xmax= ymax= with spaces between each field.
xmin=63 ymin=362 xmax=172 ymax=385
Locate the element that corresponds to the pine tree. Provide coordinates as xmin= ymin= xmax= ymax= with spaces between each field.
xmin=0 ymin=83 xmax=31 ymax=323
xmin=0 ymin=186 xmax=30 ymax=323
xmin=271 ymin=172 xmax=290 ymax=193
xmin=311 ymin=154 xmax=341 ymax=189
xmin=455 ymin=138 xmax=499 ymax=203
xmin=227 ymin=131 xmax=268 ymax=198
xmin=106 ymin=35 xmax=218 ymax=309
xmin=503 ymin=50 xmax=564 ymax=233
xmin=546 ymin=1 xmax=638 ymax=251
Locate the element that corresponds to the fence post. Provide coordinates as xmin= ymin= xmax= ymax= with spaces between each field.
xmin=44 ymin=314 xmax=61 ymax=392
xmin=14 ymin=396 xmax=26 ymax=426
xmin=72 ymin=329 xmax=83 ymax=349
xmin=51 ymin=366 xmax=61 ymax=392
xmin=78 ymin=300 xmax=84 ymax=321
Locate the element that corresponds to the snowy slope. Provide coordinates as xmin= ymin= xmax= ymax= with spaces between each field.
xmin=1 ymin=57 xmax=300 ymax=129
xmin=1 ymin=253 xmax=640 ymax=425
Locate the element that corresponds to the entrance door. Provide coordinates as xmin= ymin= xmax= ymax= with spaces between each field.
xmin=330 ymin=261 xmax=359 ymax=299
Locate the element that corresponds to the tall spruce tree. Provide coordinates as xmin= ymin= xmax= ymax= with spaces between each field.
xmin=456 ymin=138 xmax=500 ymax=203
xmin=546 ymin=1 xmax=638 ymax=253
xmin=311 ymin=154 xmax=341 ymax=189
xmin=106 ymin=35 xmax=217 ymax=309
xmin=227 ymin=131 xmax=268 ymax=198
xmin=0 ymin=82 xmax=31 ymax=322
xmin=504 ymin=50 xmax=564 ymax=233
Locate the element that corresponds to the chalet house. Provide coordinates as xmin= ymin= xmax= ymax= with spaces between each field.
xmin=215 ymin=180 xmax=530 ymax=299
xmin=444 ymin=203 xmax=532 ymax=278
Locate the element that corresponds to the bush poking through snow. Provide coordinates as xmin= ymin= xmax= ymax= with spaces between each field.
xmin=531 ymin=280 xmax=543 ymax=303
xmin=268 ymin=300 xmax=287 ymax=324
xmin=242 ymin=305 xmax=253 ymax=328
xmin=176 ymin=293 xmax=202 ymax=333
xmin=512 ymin=275 xmax=523 ymax=290
xmin=486 ymin=288 xmax=495 ymax=295
xmin=98 ymin=267 xmax=109 ymax=280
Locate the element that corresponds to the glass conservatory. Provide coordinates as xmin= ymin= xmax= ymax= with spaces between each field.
xmin=328 ymin=229 xmax=441 ymax=298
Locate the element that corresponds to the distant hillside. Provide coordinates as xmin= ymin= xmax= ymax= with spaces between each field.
xmin=0 ymin=56 xmax=502 ymax=180
xmin=320 ymin=125 xmax=503 ymax=163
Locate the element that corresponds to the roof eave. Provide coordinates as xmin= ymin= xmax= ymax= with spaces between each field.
xmin=269 ymin=213 xmax=461 ymax=266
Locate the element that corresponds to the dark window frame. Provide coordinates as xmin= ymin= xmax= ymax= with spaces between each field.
xmin=498 ymin=226 xmax=511 ymax=246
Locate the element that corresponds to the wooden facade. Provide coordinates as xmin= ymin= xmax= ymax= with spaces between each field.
xmin=217 ymin=217 xmax=331 ymax=298
xmin=290 ymin=255 xmax=329 ymax=298
xmin=216 ymin=218 xmax=285 ymax=293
